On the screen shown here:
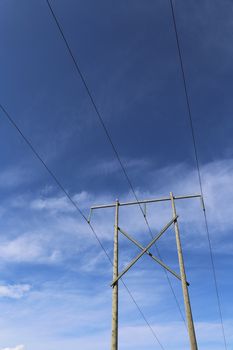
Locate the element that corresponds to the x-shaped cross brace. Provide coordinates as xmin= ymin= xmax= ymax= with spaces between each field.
xmin=111 ymin=215 xmax=189 ymax=287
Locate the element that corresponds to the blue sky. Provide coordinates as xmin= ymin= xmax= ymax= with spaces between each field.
xmin=0 ymin=0 xmax=233 ymax=349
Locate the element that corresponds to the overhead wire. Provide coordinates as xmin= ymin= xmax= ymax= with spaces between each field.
xmin=0 ymin=102 xmax=165 ymax=350
xmin=168 ymin=0 xmax=228 ymax=348
xmin=45 ymin=0 xmax=187 ymax=327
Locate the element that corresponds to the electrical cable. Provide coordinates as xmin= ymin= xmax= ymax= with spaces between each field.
xmin=45 ymin=0 xmax=187 ymax=327
xmin=0 ymin=102 xmax=165 ymax=350
xmin=168 ymin=0 xmax=228 ymax=348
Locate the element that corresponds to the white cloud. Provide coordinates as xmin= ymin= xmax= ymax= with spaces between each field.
xmin=0 ymin=158 xmax=233 ymax=269
xmin=0 ymin=284 xmax=31 ymax=299
xmin=30 ymin=195 xmax=73 ymax=213
xmin=0 ymin=234 xmax=61 ymax=264
xmin=26 ymin=158 xmax=233 ymax=233
xmin=30 ymin=191 xmax=92 ymax=213
xmin=1 ymin=346 xmax=25 ymax=350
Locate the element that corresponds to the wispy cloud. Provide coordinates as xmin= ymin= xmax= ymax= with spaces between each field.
xmin=0 ymin=234 xmax=61 ymax=264
xmin=86 ymin=157 xmax=151 ymax=177
xmin=26 ymin=158 xmax=233 ymax=233
xmin=30 ymin=195 xmax=74 ymax=214
xmin=1 ymin=346 xmax=25 ymax=350
xmin=30 ymin=191 xmax=93 ymax=213
xmin=0 ymin=284 xmax=31 ymax=299
xmin=1 ymin=158 xmax=233 ymax=268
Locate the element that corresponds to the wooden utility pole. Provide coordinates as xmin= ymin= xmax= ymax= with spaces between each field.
xmin=111 ymin=200 xmax=119 ymax=350
xmin=170 ymin=192 xmax=198 ymax=350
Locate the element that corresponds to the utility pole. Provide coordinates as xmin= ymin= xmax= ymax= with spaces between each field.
xmin=111 ymin=200 xmax=119 ymax=350
xmin=89 ymin=193 xmax=202 ymax=350
xmin=170 ymin=192 xmax=198 ymax=350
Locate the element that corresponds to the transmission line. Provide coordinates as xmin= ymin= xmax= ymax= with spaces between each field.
xmin=45 ymin=0 xmax=187 ymax=327
xmin=168 ymin=0 xmax=228 ymax=348
xmin=0 ymin=102 xmax=165 ymax=350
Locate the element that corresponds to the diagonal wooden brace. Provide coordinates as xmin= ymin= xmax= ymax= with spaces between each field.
xmin=111 ymin=215 xmax=178 ymax=287
xmin=118 ymin=226 xmax=189 ymax=285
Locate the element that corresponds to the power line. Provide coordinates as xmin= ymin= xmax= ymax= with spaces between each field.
xmin=0 ymin=102 xmax=165 ymax=350
xmin=121 ymin=280 xmax=165 ymax=350
xmin=45 ymin=0 xmax=186 ymax=327
xmin=168 ymin=0 xmax=228 ymax=348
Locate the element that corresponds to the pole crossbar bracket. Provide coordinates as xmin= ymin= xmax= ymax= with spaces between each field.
xmin=117 ymin=226 xmax=189 ymax=286
xmin=111 ymin=215 xmax=178 ymax=286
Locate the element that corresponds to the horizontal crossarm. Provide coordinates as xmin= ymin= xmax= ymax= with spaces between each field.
xmin=111 ymin=215 xmax=178 ymax=286
xmin=118 ymin=226 xmax=189 ymax=285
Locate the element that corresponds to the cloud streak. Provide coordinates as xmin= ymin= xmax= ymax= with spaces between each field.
xmin=0 ymin=284 xmax=31 ymax=299
xmin=1 ymin=346 xmax=25 ymax=350
xmin=0 ymin=158 xmax=233 ymax=268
